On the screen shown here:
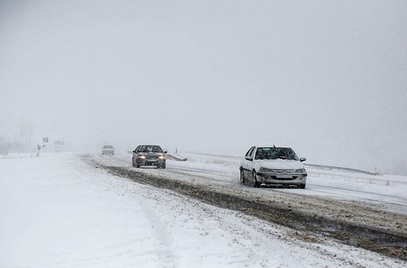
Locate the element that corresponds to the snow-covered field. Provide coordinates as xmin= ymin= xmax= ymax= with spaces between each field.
xmin=1 ymin=152 xmax=406 ymax=267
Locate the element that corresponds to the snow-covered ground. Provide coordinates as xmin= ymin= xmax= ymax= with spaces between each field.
xmin=1 ymin=152 xmax=406 ymax=267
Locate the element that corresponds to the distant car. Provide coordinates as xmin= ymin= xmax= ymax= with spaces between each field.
xmin=239 ymin=146 xmax=307 ymax=188
xmin=132 ymin=145 xmax=167 ymax=169
xmin=102 ymin=145 xmax=115 ymax=155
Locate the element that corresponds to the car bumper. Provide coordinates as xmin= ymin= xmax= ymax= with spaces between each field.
xmin=136 ymin=159 xmax=165 ymax=166
xmin=256 ymin=172 xmax=307 ymax=185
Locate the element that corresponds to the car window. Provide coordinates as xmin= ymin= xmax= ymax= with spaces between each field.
xmin=245 ymin=146 xmax=255 ymax=157
xmin=255 ymin=147 xmax=270 ymax=159
xmin=250 ymin=147 xmax=256 ymax=157
xmin=277 ymin=148 xmax=297 ymax=160
xmin=255 ymin=148 xmax=263 ymax=159
xmin=152 ymin=146 xmax=163 ymax=153
xmin=255 ymin=147 xmax=298 ymax=160
xmin=252 ymin=147 xmax=297 ymax=160
xmin=136 ymin=145 xmax=163 ymax=153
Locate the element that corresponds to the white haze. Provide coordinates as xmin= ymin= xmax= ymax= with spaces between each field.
xmin=1 ymin=0 xmax=406 ymax=175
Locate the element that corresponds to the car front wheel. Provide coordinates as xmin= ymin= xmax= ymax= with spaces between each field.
xmin=239 ymin=168 xmax=245 ymax=184
xmin=252 ymin=171 xmax=259 ymax=188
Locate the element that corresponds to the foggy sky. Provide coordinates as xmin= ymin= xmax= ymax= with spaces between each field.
xmin=1 ymin=0 xmax=407 ymax=174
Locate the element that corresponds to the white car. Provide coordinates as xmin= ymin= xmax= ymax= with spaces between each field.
xmin=239 ymin=145 xmax=307 ymax=188
xmin=101 ymin=145 xmax=115 ymax=155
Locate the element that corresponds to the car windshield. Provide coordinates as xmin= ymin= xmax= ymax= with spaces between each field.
xmin=137 ymin=145 xmax=163 ymax=153
xmin=255 ymin=147 xmax=298 ymax=160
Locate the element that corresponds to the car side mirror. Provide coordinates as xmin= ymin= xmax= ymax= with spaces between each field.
xmin=300 ymin=157 xmax=306 ymax=162
xmin=164 ymin=151 xmax=168 ymax=154
xmin=132 ymin=150 xmax=137 ymax=153
xmin=245 ymin=156 xmax=253 ymax=161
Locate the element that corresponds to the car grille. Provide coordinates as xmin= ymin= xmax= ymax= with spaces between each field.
xmin=273 ymin=169 xmax=297 ymax=174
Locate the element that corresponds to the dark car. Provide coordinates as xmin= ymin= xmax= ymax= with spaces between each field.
xmin=132 ymin=145 xmax=167 ymax=169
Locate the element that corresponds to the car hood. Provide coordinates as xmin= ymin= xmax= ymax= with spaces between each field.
xmin=257 ymin=159 xmax=304 ymax=170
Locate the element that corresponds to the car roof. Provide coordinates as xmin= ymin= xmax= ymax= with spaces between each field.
xmin=255 ymin=145 xmax=291 ymax=148
xmin=137 ymin=144 xmax=161 ymax=147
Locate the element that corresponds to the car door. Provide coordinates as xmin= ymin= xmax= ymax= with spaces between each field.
xmin=242 ymin=146 xmax=255 ymax=177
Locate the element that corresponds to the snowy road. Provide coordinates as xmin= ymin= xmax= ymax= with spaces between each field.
xmin=1 ymin=152 xmax=406 ymax=267
xmin=91 ymin=152 xmax=407 ymax=259
xmin=98 ymin=151 xmax=407 ymax=215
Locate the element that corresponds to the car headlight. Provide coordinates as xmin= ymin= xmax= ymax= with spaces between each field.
xmin=137 ymin=155 xmax=146 ymax=159
xmin=159 ymin=155 xmax=166 ymax=160
xmin=295 ymin=168 xmax=306 ymax=173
